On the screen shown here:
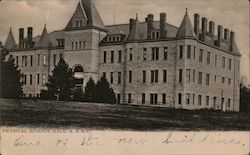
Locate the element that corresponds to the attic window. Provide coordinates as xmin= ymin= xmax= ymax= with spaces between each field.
xmin=152 ymin=31 xmax=160 ymax=39
xmin=107 ymin=35 xmax=121 ymax=42
xmin=76 ymin=20 xmax=83 ymax=28
xmin=57 ymin=39 xmax=64 ymax=47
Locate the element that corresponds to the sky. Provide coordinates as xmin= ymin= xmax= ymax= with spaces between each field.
xmin=0 ymin=0 xmax=249 ymax=82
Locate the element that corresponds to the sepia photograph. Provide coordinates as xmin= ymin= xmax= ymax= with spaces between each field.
xmin=0 ymin=0 xmax=250 ymax=154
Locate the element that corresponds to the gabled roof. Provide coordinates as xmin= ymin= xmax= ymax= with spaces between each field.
xmin=127 ymin=19 xmax=143 ymax=41
xmin=176 ymin=10 xmax=196 ymax=38
xmin=5 ymin=27 xmax=16 ymax=49
xmin=35 ymin=25 xmax=52 ymax=48
xmin=65 ymin=0 xmax=106 ymax=31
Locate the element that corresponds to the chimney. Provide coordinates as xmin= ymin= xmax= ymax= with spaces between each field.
xmin=194 ymin=13 xmax=200 ymax=36
xmin=28 ymin=27 xmax=33 ymax=48
xmin=160 ymin=13 xmax=166 ymax=39
xmin=224 ymin=28 xmax=229 ymax=40
xmin=209 ymin=21 xmax=215 ymax=35
xmin=19 ymin=28 xmax=24 ymax=49
xmin=201 ymin=17 xmax=208 ymax=41
xmin=230 ymin=31 xmax=235 ymax=51
xmin=129 ymin=19 xmax=134 ymax=31
xmin=147 ymin=14 xmax=154 ymax=39
xmin=217 ymin=25 xmax=223 ymax=47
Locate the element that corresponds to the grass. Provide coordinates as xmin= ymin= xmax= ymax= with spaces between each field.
xmin=1 ymin=98 xmax=250 ymax=131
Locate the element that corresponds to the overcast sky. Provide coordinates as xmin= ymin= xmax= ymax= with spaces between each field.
xmin=0 ymin=0 xmax=249 ymax=82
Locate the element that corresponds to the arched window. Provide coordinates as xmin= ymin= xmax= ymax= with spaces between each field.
xmin=74 ymin=65 xmax=84 ymax=73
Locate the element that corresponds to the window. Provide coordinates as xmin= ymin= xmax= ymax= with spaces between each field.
xmin=164 ymin=47 xmax=168 ymax=60
xmin=199 ymin=49 xmax=203 ymax=62
xmin=37 ymin=54 xmax=40 ymax=66
xmin=22 ymin=56 xmax=27 ymax=66
xmin=111 ymin=51 xmax=114 ymax=63
xmin=198 ymin=95 xmax=202 ymax=105
xmin=23 ymin=74 xmax=27 ymax=85
xmin=37 ymin=74 xmax=40 ymax=85
xmin=118 ymin=50 xmax=122 ymax=63
xmin=207 ymin=52 xmax=210 ymax=64
xmin=228 ymin=99 xmax=231 ymax=108
xmin=186 ymin=69 xmax=191 ymax=82
xmin=193 ymin=94 xmax=195 ymax=105
xmin=72 ymin=42 xmax=74 ymax=50
xmin=151 ymin=70 xmax=158 ymax=83
xmin=186 ymin=93 xmax=190 ymax=104
xmin=103 ymin=51 xmax=106 ymax=63
xmin=206 ymin=96 xmax=209 ymax=106
xmin=15 ymin=56 xmax=19 ymax=66
xmin=79 ymin=41 xmax=82 ymax=49
xmin=42 ymin=74 xmax=46 ymax=85
xmin=128 ymin=93 xmax=132 ymax=103
xmin=43 ymin=54 xmax=47 ymax=66
xmin=178 ymin=93 xmax=182 ymax=105
xmin=30 ymin=55 xmax=33 ymax=66
xmin=179 ymin=45 xmax=183 ymax=59
xmin=129 ymin=71 xmax=132 ymax=83
xmin=162 ymin=94 xmax=166 ymax=104
xmin=198 ymin=72 xmax=202 ymax=84
xmin=150 ymin=94 xmax=158 ymax=105
xmin=228 ymin=78 xmax=231 ymax=85
xmin=193 ymin=46 xmax=196 ymax=60
xmin=76 ymin=21 xmax=79 ymax=27
xmin=222 ymin=77 xmax=225 ymax=84
xmin=129 ymin=48 xmax=133 ymax=61
xmin=75 ymin=42 xmax=78 ymax=50
xmin=151 ymin=47 xmax=159 ymax=61
xmin=179 ymin=69 xmax=183 ymax=83
xmin=229 ymin=59 xmax=232 ymax=70
xmin=30 ymin=74 xmax=33 ymax=85
xmin=60 ymin=54 xmax=63 ymax=59
xmin=103 ymin=72 xmax=106 ymax=78
xmin=117 ymin=94 xmax=121 ymax=104
xmin=222 ymin=57 xmax=225 ymax=68
xmin=187 ymin=45 xmax=191 ymax=59
xmin=163 ymin=70 xmax=167 ymax=83
xmin=152 ymin=31 xmax=160 ymax=39
xmin=53 ymin=54 xmax=56 ymax=66
xmin=118 ymin=72 xmax=121 ymax=84
xmin=143 ymin=48 xmax=147 ymax=61
xmin=215 ymin=75 xmax=217 ymax=82
xmin=193 ymin=70 xmax=196 ymax=83
xmin=110 ymin=72 xmax=113 ymax=84
xmin=213 ymin=97 xmax=217 ymax=107
xmin=142 ymin=94 xmax=145 ymax=104
xmin=143 ymin=70 xmax=146 ymax=83
xmin=206 ymin=74 xmax=210 ymax=86
xmin=82 ymin=41 xmax=86 ymax=49
xmin=215 ymin=54 xmax=217 ymax=66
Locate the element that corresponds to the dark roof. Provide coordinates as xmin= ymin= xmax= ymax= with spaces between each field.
xmin=106 ymin=21 xmax=179 ymax=39
xmin=5 ymin=28 xmax=17 ymax=49
xmin=65 ymin=0 xmax=106 ymax=31
xmin=35 ymin=25 xmax=52 ymax=48
xmin=176 ymin=12 xmax=196 ymax=38
xmin=127 ymin=19 xmax=143 ymax=41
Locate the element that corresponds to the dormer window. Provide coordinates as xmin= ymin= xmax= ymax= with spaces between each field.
xmin=76 ymin=20 xmax=83 ymax=28
xmin=107 ymin=35 xmax=121 ymax=43
xmin=57 ymin=39 xmax=65 ymax=47
xmin=152 ymin=31 xmax=160 ymax=39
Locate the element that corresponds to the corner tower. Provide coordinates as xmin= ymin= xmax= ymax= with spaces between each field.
xmin=64 ymin=0 xmax=107 ymax=89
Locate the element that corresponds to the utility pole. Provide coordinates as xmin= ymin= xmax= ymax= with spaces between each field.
xmin=249 ymin=0 xmax=250 ymax=85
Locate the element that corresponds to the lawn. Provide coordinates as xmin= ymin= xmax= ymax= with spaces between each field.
xmin=1 ymin=98 xmax=250 ymax=131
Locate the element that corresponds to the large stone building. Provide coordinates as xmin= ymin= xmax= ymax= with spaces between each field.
xmin=4 ymin=0 xmax=241 ymax=111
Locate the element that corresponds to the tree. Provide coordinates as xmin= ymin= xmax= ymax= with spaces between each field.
xmin=0 ymin=46 xmax=23 ymax=99
xmin=40 ymin=58 xmax=75 ymax=101
xmin=240 ymin=82 xmax=250 ymax=112
xmin=93 ymin=75 xmax=116 ymax=104
xmin=84 ymin=77 xmax=95 ymax=102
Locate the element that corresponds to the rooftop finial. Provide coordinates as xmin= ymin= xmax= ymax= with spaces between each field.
xmin=186 ymin=8 xmax=188 ymax=15
xmin=10 ymin=27 xmax=12 ymax=32
xmin=136 ymin=13 xmax=138 ymax=20
xmin=44 ymin=24 xmax=46 ymax=29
